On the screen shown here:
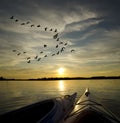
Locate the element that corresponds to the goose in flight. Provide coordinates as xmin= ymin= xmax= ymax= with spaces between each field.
xmin=61 ymin=47 xmax=65 ymax=50
xmin=50 ymin=29 xmax=52 ymax=31
xmin=61 ymin=49 xmax=64 ymax=52
xmin=27 ymin=60 xmax=31 ymax=63
xmin=10 ymin=16 xmax=14 ymax=19
xmin=12 ymin=50 xmax=16 ymax=52
xmin=56 ymin=51 xmax=59 ymax=55
xmin=31 ymin=24 xmax=34 ymax=27
xmin=44 ymin=55 xmax=47 ymax=57
xmin=61 ymin=47 xmax=65 ymax=52
xmin=56 ymin=45 xmax=59 ymax=48
xmin=45 ymin=27 xmax=47 ymax=31
xmin=27 ymin=57 xmax=31 ymax=60
xmin=35 ymin=55 xmax=38 ymax=59
xmin=17 ymin=53 xmax=21 ymax=55
xmin=53 ymin=33 xmax=58 ymax=39
xmin=59 ymin=42 xmax=63 ymax=44
xmin=52 ymin=54 xmax=55 ymax=56
xmin=26 ymin=21 xmax=30 ymax=24
xmin=64 ymin=43 xmax=68 ymax=45
xmin=37 ymin=25 xmax=40 ymax=27
xmin=37 ymin=58 xmax=41 ymax=61
xmin=15 ymin=19 xmax=18 ymax=22
xmin=71 ymin=49 xmax=75 ymax=52
xmin=54 ymin=29 xmax=57 ymax=32
xmin=56 ymin=38 xmax=59 ymax=41
xmin=21 ymin=23 xmax=25 ymax=25
xmin=44 ymin=45 xmax=47 ymax=48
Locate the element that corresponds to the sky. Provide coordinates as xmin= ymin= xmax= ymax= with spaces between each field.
xmin=0 ymin=0 xmax=120 ymax=79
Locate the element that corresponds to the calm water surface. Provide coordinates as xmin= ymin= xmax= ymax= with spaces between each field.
xmin=0 ymin=79 xmax=120 ymax=117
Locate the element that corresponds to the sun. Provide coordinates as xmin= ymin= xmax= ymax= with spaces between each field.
xmin=58 ymin=68 xmax=65 ymax=75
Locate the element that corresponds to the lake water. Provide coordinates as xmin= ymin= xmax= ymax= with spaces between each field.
xmin=0 ymin=79 xmax=120 ymax=118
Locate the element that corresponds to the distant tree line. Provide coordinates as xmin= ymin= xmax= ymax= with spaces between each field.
xmin=0 ymin=76 xmax=6 ymax=80
xmin=0 ymin=76 xmax=120 ymax=81
xmin=0 ymin=76 xmax=15 ymax=80
xmin=29 ymin=76 xmax=120 ymax=80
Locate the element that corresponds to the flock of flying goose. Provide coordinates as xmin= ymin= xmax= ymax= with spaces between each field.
xmin=10 ymin=16 xmax=75 ymax=63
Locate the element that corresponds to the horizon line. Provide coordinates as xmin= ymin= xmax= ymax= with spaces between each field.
xmin=0 ymin=76 xmax=120 ymax=80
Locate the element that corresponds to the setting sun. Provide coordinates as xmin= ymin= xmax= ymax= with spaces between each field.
xmin=58 ymin=68 xmax=65 ymax=75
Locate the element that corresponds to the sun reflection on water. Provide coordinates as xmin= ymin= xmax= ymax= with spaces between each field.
xmin=58 ymin=80 xmax=65 ymax=91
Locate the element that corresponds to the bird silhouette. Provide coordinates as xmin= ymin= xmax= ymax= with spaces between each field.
xmin=50 ymin=29 xmax=52 ymax=31
xmin=15 ymin=19 xmax=18 ymax=22
xmin=26 ymin=21 xmax=30 ymax=24
xmin=56 ymin=51 xmax=59 ymax=55
xmin=27 ymin=60 xmax=31 ymax=63
xmin=45 ymin=27 xmax=47 ymax=31
xmin=61 ymin=47 xmax=65 ymax=50
xmin=44 ymin=45 xmax=47 ymax=48
xmin=27 ymin=57 xmax=31 ymax=60
xmin=35 ymin=55 xmax=38 ymax=59
xmin=61 ymin=49 xmax=64 ymax=52
xmin=21 ymin=23 xmax=25 ymax=25
xmin=52 ymin=54 xmax=55 ymax=56
xmin=37 ymin=58 xmax=41 ymax=61
xmin=54 ymin=29 xmax=57 ymax=32
xmin=56 ymin=45 xmax=59 ymax=48
xmin=56 ymin=38 xmax=59 ymax=41
xmin=31 ymin=24 xmax=34 ymax=27
xmin=37 ymin=25 xmax=40 ymax=27
xmin=17 ymin=53 xmax=21 ymax=55
xmin=59 ymin=42 xmax=63 ymax=44
xmin=44 ymin=55 xmax=47 ymax=57
xmin=61 ymin=47 xmax=65 ymax=52
xmin=10 ymin=16 xmax=14 ymax=19
xmin=71 ymin=49 xmax=75 ymax=52
xmin=53 ymin=33 xmax=58 ymax=39
xmin=64 ymin=43 xmax=68 ymax=45
xmin=12 ymin=50 xmax=16 ymax=52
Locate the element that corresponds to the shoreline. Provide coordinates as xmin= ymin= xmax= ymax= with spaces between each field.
xmin=0 ymin=76 xmax=120 ymax=81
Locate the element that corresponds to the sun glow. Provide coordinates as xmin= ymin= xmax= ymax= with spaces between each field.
xmin=58 ymin=68 xmax=65 ymax=75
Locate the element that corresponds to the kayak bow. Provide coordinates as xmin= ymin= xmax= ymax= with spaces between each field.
xmin=0 ymin=92 xmax=77 ymax=123
xmin=64 ymin=88 xmax=120 ymax=123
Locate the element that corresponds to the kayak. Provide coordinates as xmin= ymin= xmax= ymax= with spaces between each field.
xmin=0 ymin=92 xmax=77 ymax=123
xmin=63 ymin=88 xmax=120 ymax=123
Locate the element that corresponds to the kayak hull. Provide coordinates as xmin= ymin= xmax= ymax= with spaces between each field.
xmin=0 ymin=92 xmax=77 ymax=123
xmin=63 ymin=88 xmax=120 ymax=123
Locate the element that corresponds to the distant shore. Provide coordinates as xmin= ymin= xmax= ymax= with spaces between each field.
xmin=0 ymin=76 xmax=120 ymax=81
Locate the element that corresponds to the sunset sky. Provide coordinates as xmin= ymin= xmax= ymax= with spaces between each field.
xmin=0 ymin=0 xmax=120 ymax=79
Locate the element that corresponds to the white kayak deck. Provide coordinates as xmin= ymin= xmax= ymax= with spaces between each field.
xmin=63 ymin=88 xmax=120 ymax=123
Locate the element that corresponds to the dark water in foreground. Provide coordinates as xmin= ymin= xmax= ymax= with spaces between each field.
xmin=0 ymin=79 xmax=120 ymax=118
